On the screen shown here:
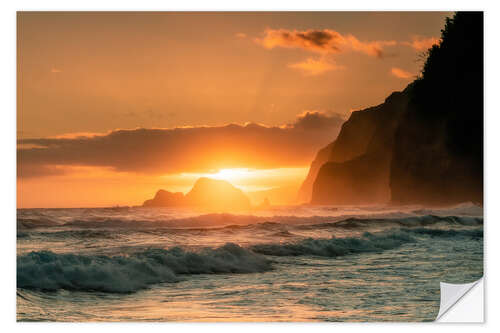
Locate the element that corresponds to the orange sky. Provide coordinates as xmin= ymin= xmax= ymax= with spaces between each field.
xmin=17 ymin=11 xmax=451 ymax=208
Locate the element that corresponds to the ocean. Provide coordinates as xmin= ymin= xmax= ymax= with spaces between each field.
xmin=16 ymin=203 xmax=483 ymax=322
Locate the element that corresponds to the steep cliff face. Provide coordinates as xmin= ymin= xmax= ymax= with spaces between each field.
xmin=307 ymin=12 xmax=483 ymax=206
xmin=311 ymin=91 xmax=409 ymax=204
xmin=390 ymin=12 xmax=483 ymax=205
xmin=297 ymin=104 xmax=382 ymax=203
xmin=296 ymin=142 xmax=333 ymax=203
xmin=328 ymin=105 xmax=381 ymax=163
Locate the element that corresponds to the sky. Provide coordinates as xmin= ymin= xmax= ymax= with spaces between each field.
xmin=17 ymin=11 xmax=451 ymax=208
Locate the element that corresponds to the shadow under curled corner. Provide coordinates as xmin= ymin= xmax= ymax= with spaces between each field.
xmin=435 ymin=277 xmax=484 ymax=322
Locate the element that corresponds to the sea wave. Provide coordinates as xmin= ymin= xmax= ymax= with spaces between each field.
xmin=251 ymin=231 xmax=415 ymax=257
xmin=17 ymin=211 xmax=483 ymax=233
xmin=17 ymin=243 xmax=271 ymax=293
xmin=17 ymin=213 xmax=484 ymax=243
xmin=17 ymin=226 xmax=482 ymax=293
xmin=17 ymin=218 xmax=61 ymax=229
xmin=405 ymin=227 xmax=483 ymax=239
xmin=307 ymin=215 xmax=483 ymax=230
xmin=251 ymin=227 xmax=482 ymax=257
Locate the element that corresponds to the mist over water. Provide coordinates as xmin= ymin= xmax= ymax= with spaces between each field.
xmin=17 ymin=203 xmax=483 ymax=321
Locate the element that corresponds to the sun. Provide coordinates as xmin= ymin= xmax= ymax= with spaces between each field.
xmin=209 ymin=168 xmax=251 ymax=182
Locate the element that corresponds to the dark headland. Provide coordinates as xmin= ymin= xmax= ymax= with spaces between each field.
xmin=299 ymin=12 xmax=483 ymax=206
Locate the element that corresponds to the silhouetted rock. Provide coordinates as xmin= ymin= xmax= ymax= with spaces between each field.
xmin=257 ymin=197 xmax=271 ymax=209
xmin=143 ymin=178 xmax=251 ymax=210
xmin=142 ymin=190 xmax=185 ymax=207
xmin=185 ymin=177 xmax=251 ymax=210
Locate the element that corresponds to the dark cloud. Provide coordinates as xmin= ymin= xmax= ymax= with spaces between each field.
xmin=256 ymin=28 xmax=396 ymax=58
xmin=18 ymin=112 xmax=345 ymax=178
xmin=293 ymin=111 xmax=344 ymax=130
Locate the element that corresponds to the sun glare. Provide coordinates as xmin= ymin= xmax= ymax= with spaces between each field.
xmin=209 ymin=168 xmax=251 ymax=182
xmin=161 ymin=167 xmax=309 ymax=197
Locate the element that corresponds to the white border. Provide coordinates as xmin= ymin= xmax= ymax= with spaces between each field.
xmin=3 ymin=0 xmax=500 ymax=331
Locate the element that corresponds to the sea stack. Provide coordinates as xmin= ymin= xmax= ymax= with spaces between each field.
xmin=143 ymin=177 xmax=251 ymax=211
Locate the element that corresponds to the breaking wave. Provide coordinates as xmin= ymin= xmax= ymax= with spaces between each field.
xmin=17 ymin=212 xmax=483 ymax=233
xmin=405 ymin=227 xmax=483 ymax=239
xmin=17 ymin=243 xmax=271 ymax=293
xmin=251 ymin=227 xmax=482 ymax=257
xmin=307 ymin=215 xmax=483 ymax=230
xmin=17 ymin=226 xmax=482 ymax=293
xmin=251 ymin=231 xmax=415 ymax=257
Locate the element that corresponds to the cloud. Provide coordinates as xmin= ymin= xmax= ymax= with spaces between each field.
xmin=255 ymin=28 xmax=396 ymax=58
xmin=50 ymin=132 xmax=104 ymax=139
xmin=293 ymin=111 xmax=345 ymax=130
xmin=390 ymin=67 xmax=414 ymax=79
xmin=18 ymin=165 xmax=69 ymax=178
xmin=18 ymin=112 xmax=346 ymax=178
xmin=51 ymin=68 xmax=62 ymax=73
xmin=402 ymin=35 xmax=440 ymax=51
xmin=235 ymin=33 xmax=247 ymax=38
xmin=288 ymin=57 xmax=343 ymax=76
xmin=344 ymin=35 xmax=397 ymax=58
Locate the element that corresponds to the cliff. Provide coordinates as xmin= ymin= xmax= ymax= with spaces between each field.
xmin=306 ymin=12 xmax=483 ymax=206
xmin=311 ymin=91 xmax=409 ymax=204
xmin=298 ymin=100 xmax=388 ymax=203
xmin=296 ymin=142 xmax=333 ymax=203
xmin=390 ymin=12 xmax=483 ymax=205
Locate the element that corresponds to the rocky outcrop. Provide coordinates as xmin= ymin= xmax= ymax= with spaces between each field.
xmin=184 ymin=177 xmax=251 ymax=210
xmin=143 ymin=177 xmax=251 ymax=210
xmin=143 ymin=190 xmax=185 ymax=207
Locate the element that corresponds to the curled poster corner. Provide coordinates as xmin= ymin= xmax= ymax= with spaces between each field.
xmin=435 ymin=277 xmax=484 ymax=322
